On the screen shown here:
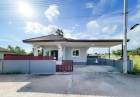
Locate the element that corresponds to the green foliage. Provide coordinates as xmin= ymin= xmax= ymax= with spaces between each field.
xmin=113 ymin=47 xmax=140 ymax=56
xmin=7 ymin=45 xmax=26 ymax=55
xmin=130 ymin=55 xmax=140 ymax=73
xmin=112 ymin=47 xmax=140 ymax=74
xmin=112 ymin=50 xmax=122 ymax=56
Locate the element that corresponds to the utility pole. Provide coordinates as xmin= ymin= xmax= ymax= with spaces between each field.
xmin=123 ymin=0 xmax=128 ymax=73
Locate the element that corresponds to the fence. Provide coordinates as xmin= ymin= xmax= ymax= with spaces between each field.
xmin=0 ymin=55 xmax=73 ymax=74
xmin=87 ymin=57 xmax=133 ymax=72
xmin=0 ymin=60 xmax=56 ymax=74
xmin=56 ymin=60 xmax=73 ymax=72
xmin=0 ymin=54 xmax=56 ymax=74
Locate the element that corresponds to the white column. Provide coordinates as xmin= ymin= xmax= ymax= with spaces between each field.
xmin=57 ymin=44 xmax=63 ymax=64
xmin=43 ymin=47 xmax=47 ymax=56
xmin=33 ymin=45 xmax=38 ymax=56
xmin=48 ymin=50 xmax=51 ymax=56
xmin=63 ymin=46 xmax=66 ymax=60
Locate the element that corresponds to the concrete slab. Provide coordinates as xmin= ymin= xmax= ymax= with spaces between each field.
xmin=74 ymin=65 xmax=119 ymax=73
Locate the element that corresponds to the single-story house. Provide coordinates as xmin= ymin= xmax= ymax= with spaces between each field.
xmin=0 ymin=47 xmax=10 ymax=59
xmin=23 ymin=34 xmax=125 ymax=65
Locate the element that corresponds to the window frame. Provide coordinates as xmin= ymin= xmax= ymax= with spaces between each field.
xmin=71 ymin=49 xmax=80 ymax=57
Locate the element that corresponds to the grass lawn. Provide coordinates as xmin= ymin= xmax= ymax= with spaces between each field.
xmin=101 ymin=54 xmax=121 ymax=60
xmin=130 ymin=55 xmax=140 ymax=73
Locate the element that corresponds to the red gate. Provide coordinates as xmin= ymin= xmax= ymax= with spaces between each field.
xmin=56 ymin=60 xmax=73 ymax=72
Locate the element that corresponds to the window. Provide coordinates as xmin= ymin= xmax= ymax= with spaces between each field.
xmin=72 ymin=49 xmax=80 ymax=57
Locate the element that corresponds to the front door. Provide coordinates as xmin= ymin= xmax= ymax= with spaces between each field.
xmin=51 ymin=50 xmax=58 ymax=60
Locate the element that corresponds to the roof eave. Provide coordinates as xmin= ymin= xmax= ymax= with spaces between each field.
xmin=23 ymin=39 xmax=130 ymax=43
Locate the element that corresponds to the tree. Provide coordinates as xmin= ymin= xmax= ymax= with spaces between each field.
xmin=112 ymin=50 xmax=122 ymax=56
xmin=113 ymin=47 xmax=140 ymax=56
xmin=55 ymin=29 xmax=64 ymax=37
xmin=7 ymin=45 xmax=26 ymax=55
xmin=8 ymin=45 xmax=14 ymax=53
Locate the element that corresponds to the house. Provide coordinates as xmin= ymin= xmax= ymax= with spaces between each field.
xmin=23 ymin=34 xmax=124 ymax=65
xmin=0 ymin=47 xmax=10 ymax=59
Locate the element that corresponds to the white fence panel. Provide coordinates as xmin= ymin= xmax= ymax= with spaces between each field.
xmin=0 ymin=60 xmax=3 ymax=73
xmin=3 ymin=60 xmax=29 ymax=73
xmin=30 ymin=60 xmax=56 ymax=74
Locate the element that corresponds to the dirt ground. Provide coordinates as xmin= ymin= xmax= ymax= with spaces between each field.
xmin=0 ymin=65 xmax=140 ymax=97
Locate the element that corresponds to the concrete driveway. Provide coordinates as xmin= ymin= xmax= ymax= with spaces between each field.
xmin=74 ymin=65 xmax=119 ymax=73
xmin=0 ymin=65 xmax=140 ymax=97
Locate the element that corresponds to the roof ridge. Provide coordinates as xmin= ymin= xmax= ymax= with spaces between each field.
xmin=23 ymin=34 xmax=63 ymax=41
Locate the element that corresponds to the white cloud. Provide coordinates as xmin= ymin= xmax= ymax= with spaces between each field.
xmin=25 ymin=22 xmax=58 ymax=35
xmin=131 ymin=10 xmax=140 ymax=20
xmin=86 ymin=20 xmax=99 ymax=33
xmin=44 ymin=4 xmax=60 ymax=22
xmin=130 ymin=0 xmax=140 ymax=21
xmin=63 ymin=29 xmax=77 ymax=39
xmin=86 ymin=2 xmax=95 ymax=9
xmin=128 ymin=0 xmax=140 ymax=49
xmin=85 ymin=18 xmax=120 ymax=39
xmin=102 ymin=25 xmax=117 ymax=33
xmin=128 ymin=25 xmax=140 ymax=49
xmin=84 ymin=6 xmax=140 ymax=50
xmin=85 ymin=0 xmax=115 ymax=15
xmin=72 ymin=24 xmax=79 ymax=31
xmin=24 ymin=21 xmax=76 ymax=39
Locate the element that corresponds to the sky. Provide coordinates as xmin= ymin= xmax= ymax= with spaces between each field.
xmin=0 ymin=0 xmax=140 ymax=53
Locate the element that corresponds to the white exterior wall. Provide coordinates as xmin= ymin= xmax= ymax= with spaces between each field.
xmin=65 ymin=47 xmax=88 ymax=63
xmin=0 ymin=53 xmax=4 ymax=59
xmin=45 ymin=46 xmax=58 ymax=50
xmin=43 ymin=46 xmax=88 ymax=64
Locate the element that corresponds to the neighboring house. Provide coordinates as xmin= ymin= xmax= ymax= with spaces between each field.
xmin=23 ymin=34 xmax=124 ymax=65
xmin=0 ymin=47 xmax=10 ymax=59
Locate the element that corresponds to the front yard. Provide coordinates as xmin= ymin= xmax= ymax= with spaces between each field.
xmin=0 ymin=65 xmax=140 ymax=97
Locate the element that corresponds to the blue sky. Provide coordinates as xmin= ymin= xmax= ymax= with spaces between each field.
xmin=0 ymin=0 xmax=140 ymax=53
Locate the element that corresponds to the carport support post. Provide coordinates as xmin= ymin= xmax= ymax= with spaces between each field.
xmin=122 ymin=43 xmax=123 ymax=59
xmin=108 ymin=47 xmax=111 ymax=59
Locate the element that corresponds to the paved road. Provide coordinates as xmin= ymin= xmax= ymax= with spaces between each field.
xmin=0 ymin=65 xmax=140 ymax=97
